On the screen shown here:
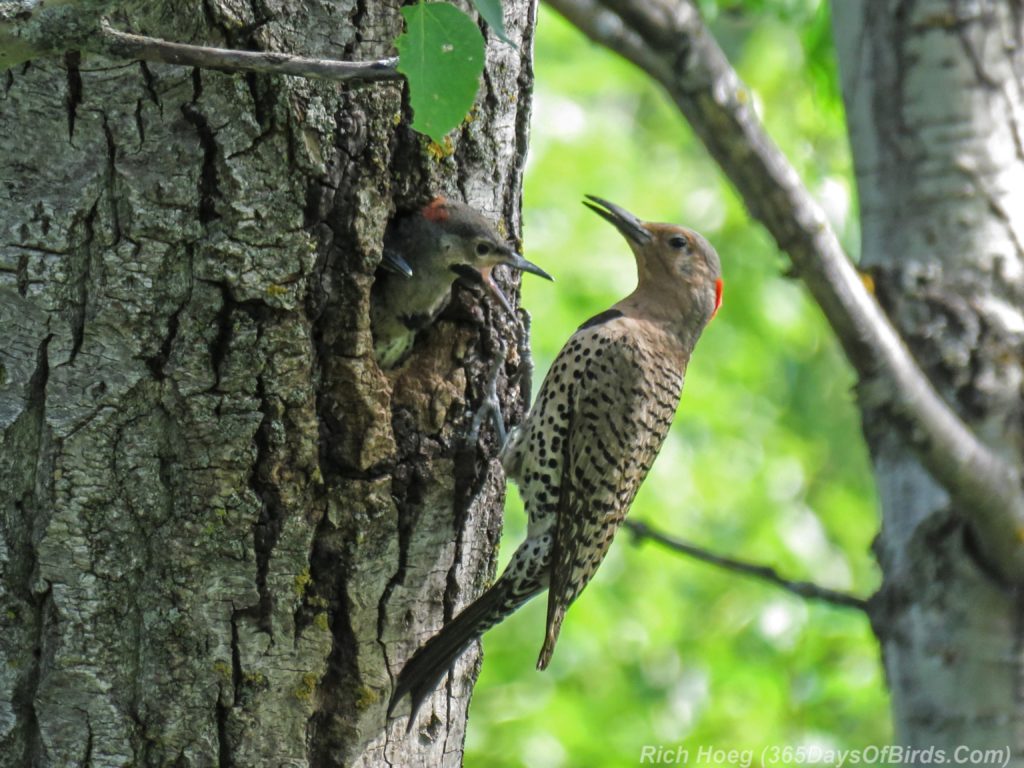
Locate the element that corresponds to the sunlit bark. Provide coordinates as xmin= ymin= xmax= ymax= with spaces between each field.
xmin=834 ymin=0 xmax=1024 ymax=754
xmin=0 ymin=1 xmax=537 ymax=765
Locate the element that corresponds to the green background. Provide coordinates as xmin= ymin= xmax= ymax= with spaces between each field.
xmin=466 ymin=1 xmax=889 ymax=764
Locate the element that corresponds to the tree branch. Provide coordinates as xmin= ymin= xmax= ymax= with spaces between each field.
xmin=624 ymin=520 xmax=868 ymax=611
xmin=546 ymin=0 xmax=1024 ymax=582
xmin=97 ymin=24 xmax=401 ymax=82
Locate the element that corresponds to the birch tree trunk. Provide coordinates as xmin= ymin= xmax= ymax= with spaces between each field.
xmin=0 ymin=1 xmax=537 ymax=765
xmin=833 ymin=0 xmax=1024 ymax=756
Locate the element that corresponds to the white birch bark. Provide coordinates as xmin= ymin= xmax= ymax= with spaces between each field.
xmin=833 ymin=0 xmax=1024 ymax=756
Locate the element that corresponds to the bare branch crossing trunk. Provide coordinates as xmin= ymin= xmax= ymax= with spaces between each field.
xmin=0 ymin=1 xmax=537 ymax=765
xmin=546 ymin=0 xmax=1024 ymax=754
xmin=833 ymin=0 xmax=1024 ymax=756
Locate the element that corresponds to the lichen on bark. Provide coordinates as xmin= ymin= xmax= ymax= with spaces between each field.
xmin=0 ymin=0 xmax=539 ymax=765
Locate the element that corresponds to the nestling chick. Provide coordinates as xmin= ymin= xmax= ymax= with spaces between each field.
xmin=371 ymin=196 xmax=552 ymax=368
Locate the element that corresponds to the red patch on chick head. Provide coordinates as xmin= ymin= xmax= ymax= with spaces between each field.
xmin=422 ymin=196 xmax=449 ymax=222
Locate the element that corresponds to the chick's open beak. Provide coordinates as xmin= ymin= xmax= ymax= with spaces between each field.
xmin=478 ymin=266 xmax=514 ymax=313
xmin=475 ymin=250 xmax=553 ymax=313
xmin=583 ymin=195 xmax=652 ymax=246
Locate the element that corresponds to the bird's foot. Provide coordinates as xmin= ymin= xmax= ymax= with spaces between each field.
xmin=514 ymin=308 xmax=534 ymax=408
xmin=468 ymin=339 xmax=508 ymax=447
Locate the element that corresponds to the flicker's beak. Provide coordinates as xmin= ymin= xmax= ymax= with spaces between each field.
xmin=498 ymin=250 xmax=553 ymax=282
xmin=381 ymin=249 xmax=414 ymax=278
xmin=474 ymin=250 xmax=553 ymax=313
xmin=450 ymin=263 xmax=516 ymax=313
xmin=479 ymin=266 xmax=515 ymax=313
xmin=583 ymin=195 xmax=653 ymax=246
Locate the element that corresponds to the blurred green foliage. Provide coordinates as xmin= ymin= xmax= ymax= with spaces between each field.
xmin=465 ymin=1 xmax=889 ymax=764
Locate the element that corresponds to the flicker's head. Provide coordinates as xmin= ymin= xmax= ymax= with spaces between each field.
xmin=420 ymin=196 xmax=553 ymax=311
xmin=584 ymin=195 xmax=723 ymax=328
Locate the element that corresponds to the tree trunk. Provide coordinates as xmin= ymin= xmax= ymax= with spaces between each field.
xmin=0 ymin=1 xmax=537 ymax=765
xmin=833 ymin=0 xmax=1024 ymax=756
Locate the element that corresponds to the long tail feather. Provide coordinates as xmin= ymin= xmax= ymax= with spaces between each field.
xmin=388 ymin=578 xmax=539 ymax=729
xmin=536 ymin=604 xmax=566 ymax=671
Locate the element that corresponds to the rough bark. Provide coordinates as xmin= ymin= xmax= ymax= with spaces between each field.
xmin=0 ymin=1 xmax=537 ymax=765
xmin=833 ymin=0 xmax=1024 ymax=755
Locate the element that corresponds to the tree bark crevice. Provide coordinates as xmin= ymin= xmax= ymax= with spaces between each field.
xmin=0 ymin=1 xmax=531 ymax=764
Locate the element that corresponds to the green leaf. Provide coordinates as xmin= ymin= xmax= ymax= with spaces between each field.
xmin=470 ymin=0 xmax=513 ymax=45
xmin=396 ymin=3 xmax=486 ymax=143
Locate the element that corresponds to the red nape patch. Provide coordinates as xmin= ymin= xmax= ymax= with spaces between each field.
xmin=422 ymin=196 xmax=449 ymax=222
xmin=711 ymin=278 xmax=723 ymax=320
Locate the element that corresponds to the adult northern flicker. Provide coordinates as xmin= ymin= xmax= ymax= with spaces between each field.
xmin=388 ymin=196 xmax=723 ymax=724
xmin=371 ymin=196 xmax=552 ymax=369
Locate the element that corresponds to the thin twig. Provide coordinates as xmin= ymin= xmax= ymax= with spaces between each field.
xmin=624 ymin=520 xmax=869 ymax=611
xmin=546 ymin=0 xmax=1024 ymax=582
xmin=98 ymin=24 xmax=401 ymax=82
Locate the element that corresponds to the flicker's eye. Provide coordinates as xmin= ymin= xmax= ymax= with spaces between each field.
xmin=476 ymin=242 xmax=491 ymax=256
xmin=668 ymin=235 xmax=689 ymax=250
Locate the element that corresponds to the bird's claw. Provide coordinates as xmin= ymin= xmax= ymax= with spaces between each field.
xmin=468 ymin=339 xmax=509 ymax=447
xmin=515 ymin=309 xmax=534 ymax=408
xmin=467 ymin=310 xmax=535 ymax=450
